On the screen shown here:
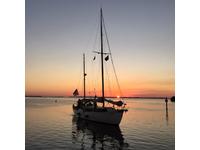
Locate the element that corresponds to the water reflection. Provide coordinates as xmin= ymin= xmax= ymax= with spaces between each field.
xmin=165 ymin=101 xmax=169 ymax=125
xmin=72 ymin=116 xmax=129 ymax=150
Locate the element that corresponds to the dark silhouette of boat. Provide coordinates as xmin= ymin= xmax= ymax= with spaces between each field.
xmin=72 ymin=8 xmax=127 ymax=125
xmin=72 ymin=116 xmax=129 ymax=149
xmin=171 ymin=96 xmax=175 ymax=102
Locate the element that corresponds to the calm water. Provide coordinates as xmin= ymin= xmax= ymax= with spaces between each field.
xmin=25 ymin=97 xmax=175 ymax=150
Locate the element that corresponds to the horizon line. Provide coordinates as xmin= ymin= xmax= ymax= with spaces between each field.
xmin=25 ymin=95 xmax=174 ymax=99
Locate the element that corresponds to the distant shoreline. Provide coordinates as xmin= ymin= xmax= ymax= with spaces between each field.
xmin=25 ymin=95 xmax=168 ymax=99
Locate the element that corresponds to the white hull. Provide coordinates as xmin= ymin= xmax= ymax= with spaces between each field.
xmin=73 ymin=108 xmax=124 ymax=125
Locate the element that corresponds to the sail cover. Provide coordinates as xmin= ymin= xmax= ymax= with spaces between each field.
xmin=104 ymin=99 xmax=124 ymax=106
xmin=95 ymin=98 xmax=124 ymax=106
xmin=73 ymin=89 xmax=79 ymax=96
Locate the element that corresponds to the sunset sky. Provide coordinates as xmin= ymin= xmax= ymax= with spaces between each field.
xmin=25 ymin=0 xmax=174 ymax=97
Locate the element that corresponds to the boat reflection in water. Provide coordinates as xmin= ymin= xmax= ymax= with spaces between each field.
xmin=72 ymin=116 xmax=129 ymax=150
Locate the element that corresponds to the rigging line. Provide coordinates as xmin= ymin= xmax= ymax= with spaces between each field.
xmin=91 ymin=56 xmax=96 ymax=95
xmin=92 ymin=18 xmax=100 ymax=51
xmin=91 ymin=18 xmax=101 ymax=96
xmin=93 ymin=56 xmax=100 ymax=97
xmin=75 ymin=61 xmax=82 ymax=91
xmin=95 ymin=30 xmax=101 ymax=96
xmin=102 ymin=15 xmax=124 ymax=98
xmin=87 ymin=60 xmax=94 ymax=97
xmin=89 ymin=61 xmax=96 ymax=97
xmin=105 ymin=62 xmax=113 ymax=97
xmin=94 ymin=61 xmax=98 ymax=95
xmin=97 ymin=56 xmax=101 ymax=96
xmin=83 ymin=14 xmax=100 ymax=55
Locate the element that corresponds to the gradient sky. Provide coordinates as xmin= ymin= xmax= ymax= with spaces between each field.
xmin=25 ymin=0 xmax=175 ymax=97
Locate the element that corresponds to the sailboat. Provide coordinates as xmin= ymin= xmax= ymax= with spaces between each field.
xmin=72 ymin=8 xmax=128 ymax=125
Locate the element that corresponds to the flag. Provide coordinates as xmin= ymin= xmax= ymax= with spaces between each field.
xmin=73 ymin=89 xmax=79 ymax=96
xmin=105 ymin=55 xmax=109 ymax=61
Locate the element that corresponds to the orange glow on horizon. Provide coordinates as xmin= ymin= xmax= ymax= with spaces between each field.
xmin=25 ymin=63 xmax=174 ymax=97
xmin=25 ymin=85 xmax=175 ymax=97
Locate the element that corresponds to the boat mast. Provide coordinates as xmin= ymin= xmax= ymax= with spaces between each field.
xmin=83 ymin=53 xmax=86 ymax=100
xmin=100 ymin=8 xmax=105 ymax=107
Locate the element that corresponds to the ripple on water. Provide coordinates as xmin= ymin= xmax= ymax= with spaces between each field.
xmin=26 ymin=98 xmax=175 ymax=150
